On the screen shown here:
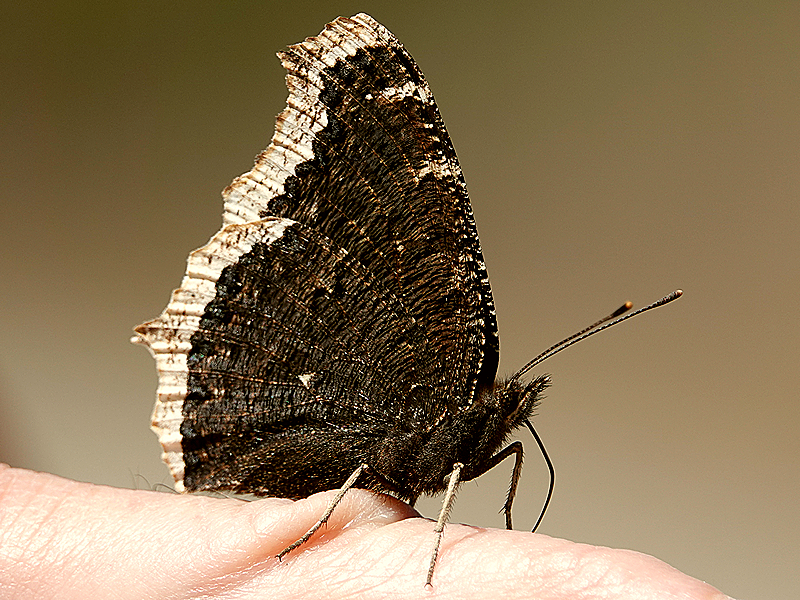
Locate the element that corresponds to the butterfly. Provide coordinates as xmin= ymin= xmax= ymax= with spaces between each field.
xmin=134 ymin=13 xmax=681 ymax=586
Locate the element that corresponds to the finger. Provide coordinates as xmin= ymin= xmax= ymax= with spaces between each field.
xmin=0 ymin=465 xmax=733 ymax=600
xmin=268 ymin=513 xmax=731 ymax=600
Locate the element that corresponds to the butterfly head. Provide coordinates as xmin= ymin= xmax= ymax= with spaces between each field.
xmin=495 ymin=373 xmax=551 ymax=429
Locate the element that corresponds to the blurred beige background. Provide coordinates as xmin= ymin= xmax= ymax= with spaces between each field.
xmin=1 ymin=2 xmax=797 ymax=598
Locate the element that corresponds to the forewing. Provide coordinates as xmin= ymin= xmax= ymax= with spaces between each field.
xmin=224 ymin=14 xmax=499 ymax=407
xmin=134 ymin=14 xmax=498 ymax=495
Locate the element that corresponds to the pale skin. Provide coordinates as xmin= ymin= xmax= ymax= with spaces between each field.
xmin=0 ymin=464 xmax=732 ymax=600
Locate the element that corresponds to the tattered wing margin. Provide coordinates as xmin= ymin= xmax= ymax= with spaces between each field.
xmin=133 ymin=218 xmax=293 ymax=491
xmin=221 ymin=13 xmax=397 ymax=226
xmin=132 ymin=13 xmax=392 ymax=491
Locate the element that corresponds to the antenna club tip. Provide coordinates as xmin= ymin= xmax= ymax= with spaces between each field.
xmin=611 ymin=301 xmax=634 ymax=318
xmin=675 ymin=289 xmax=683 ymax=296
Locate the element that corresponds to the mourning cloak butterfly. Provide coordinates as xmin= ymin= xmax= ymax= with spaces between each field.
xmin=133 ymin=13 xmax=681 ymax=585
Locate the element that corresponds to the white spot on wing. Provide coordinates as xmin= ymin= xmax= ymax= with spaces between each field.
xmin=298 ymin=372 xmax=317 ymax=388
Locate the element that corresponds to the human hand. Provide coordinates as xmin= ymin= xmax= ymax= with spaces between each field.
xmin=0 ymin=464 xmax=732 ymax=599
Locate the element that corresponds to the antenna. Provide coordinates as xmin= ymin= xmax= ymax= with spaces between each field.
xmin=511 ymin=290 xmax=682 ymax=383
xmin=518 ymin=290 xmax=683 ymax=534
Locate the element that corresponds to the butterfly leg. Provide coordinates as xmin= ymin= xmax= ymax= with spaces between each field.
xmin=277 ymin=462 xmax=368 ymax=560
xmin=426 ymin=462 xmax=463 ymax=587
xmin=463 ymin=441 xmax=523 ymax=530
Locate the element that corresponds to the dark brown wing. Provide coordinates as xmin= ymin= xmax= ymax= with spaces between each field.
xmin=134 ymin=14 xmax=498 ymax=496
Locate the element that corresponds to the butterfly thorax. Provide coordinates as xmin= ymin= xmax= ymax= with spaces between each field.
xmin=367 ymin=374 xmax=550 ymax=500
